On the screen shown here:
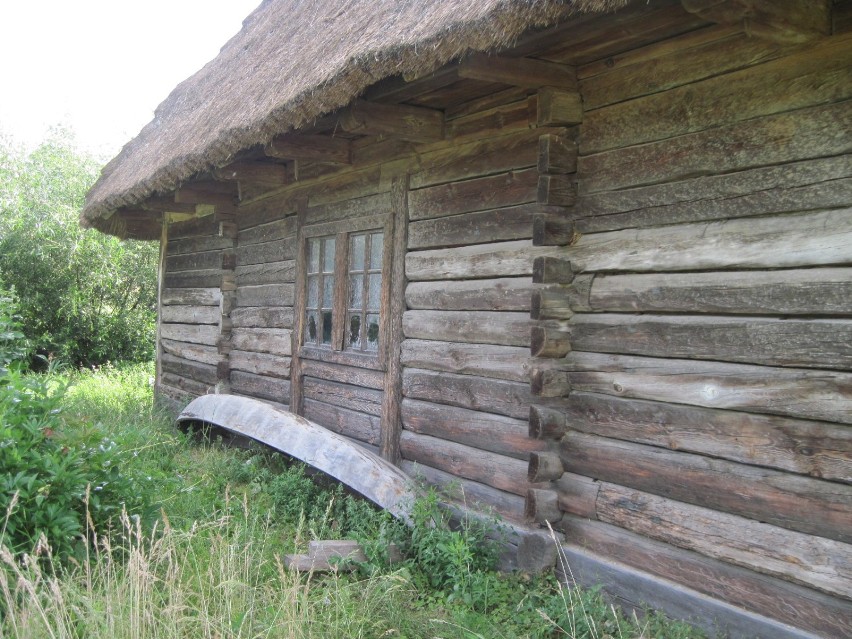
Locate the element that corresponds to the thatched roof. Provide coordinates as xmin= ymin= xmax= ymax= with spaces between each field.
xmin=81 ymin=0 xmax=625 ymax=231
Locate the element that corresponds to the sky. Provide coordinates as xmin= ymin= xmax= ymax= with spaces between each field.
xmin=0 ymin=0 xmax=261 ymax=160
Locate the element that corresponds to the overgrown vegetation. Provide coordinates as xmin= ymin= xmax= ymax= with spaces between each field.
xmin=0 ymin=129 xmax=158 ymax=368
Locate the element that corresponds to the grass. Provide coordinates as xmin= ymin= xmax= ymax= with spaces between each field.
xmin=1 ymin=362 xmax=710 ymax=638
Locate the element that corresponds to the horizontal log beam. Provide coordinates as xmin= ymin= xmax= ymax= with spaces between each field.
xmin=265 ymin=133 xmax=352 ymax=164
xmin=529 ymin=451 xmax=564 ymax=483
xmin=681 ymin=0 xmax=830 ymax=43
xmin=213 ymin=161 xmax=291 ymax=184
xmin=529 ymin=404 xmax=567 ymax=440
xmin=537 ymin=87 xmax=583 ymax=126
xmin=458 ymin=53 xmax=577 ymax=90
xmin=525 ymin=488 xmax=563 ymax=524
xmin=340 ymin=100 xmax=444 ymax=143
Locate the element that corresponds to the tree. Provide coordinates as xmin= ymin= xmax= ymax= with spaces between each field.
xmin=0 ymin=128 xmax=158 ymax=367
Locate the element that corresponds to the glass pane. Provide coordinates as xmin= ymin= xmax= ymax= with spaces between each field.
xmin=307 ymin=275 xmax=319 ymax=308
xmin=322 ymin=310 xmax=333 ymax=345
xmin=368 ymin=273 xmax=382 ymax=310
xmin=322 ymin=237 xmax=335 ymax=273
xmin=305 ymin=312 xmax=317 ymax=344
xmin=350 ymin=234 xmax=365 ymax=271
xmin=370 ymin=232 xmax=384 ymax=269
xmin=366 ymin=313 xmax=380 ymax=350
xmin=322 ymin=277 xmax=335 ymax=307
xmin=348 ymin=314 xmax=362 ymax=349
xmin=349 ymin=274 xmax=363 ymax=308
xmin=308 ymin=239 xmax=320 ymax=273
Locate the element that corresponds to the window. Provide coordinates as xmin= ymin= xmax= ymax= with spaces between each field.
xmin=303 ymin=230 xmax=384 ymax=354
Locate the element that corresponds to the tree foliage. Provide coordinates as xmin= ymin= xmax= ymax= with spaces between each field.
xmin=0 ymin=128 xmax=158 ymax=367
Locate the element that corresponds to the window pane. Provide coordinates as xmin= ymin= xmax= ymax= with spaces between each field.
xmin=370 ymin=232 xmax=384 ymax=269
xmin=321 ymin=310 xmax=333 ymax=345
xmin=305 ymin=311 xmax=318 ymax=343
xmin=322 ymin=237 xmax=335 ymax=273
xmin=368 ymin=273 xmax=382 ymax=310
xmin=366 ymin=313 xmax=380 ymax=350
xmin=350 ymin=234 xmax=365 ymax=271
xmin=349 ymin=274 xmax=363 ymax=308
xmin=348 ymin=314 xmax=362 ymax=349
xmin=307 ymin=275 xmax=319 ymax=308
xmin=322 ymin=277 xmax=334 ymax=307
xmin=308 ymin=239 xmax=320 ymax=273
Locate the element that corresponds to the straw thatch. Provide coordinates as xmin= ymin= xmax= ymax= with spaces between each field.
xmin=81 ymin=0 xmax=626 ymax=231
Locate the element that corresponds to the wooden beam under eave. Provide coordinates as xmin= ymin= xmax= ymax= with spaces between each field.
xmin=213 ymin=161 xmax=291 ymax=185
xmin=174 ymin=188 xmax=238 ymax=214
xmin=265 ymin=133 xmax=352 ymax=164
xmin=339 ymin=100 xmax=444 ymax=143
xmin=681 ymin=0 xmax=831 ymax=43
xmin=140 ymin=196 xmax=197 ymax=214
xmin=458 ymin=53 xmax=577 ymax=90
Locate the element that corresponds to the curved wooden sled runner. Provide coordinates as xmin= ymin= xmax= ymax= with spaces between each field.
xmin=177 ymin=394 xmax=419 ymax=523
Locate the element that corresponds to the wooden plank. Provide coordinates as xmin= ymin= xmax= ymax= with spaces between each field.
xmin=164 ymin=269 xmax=221 ymax=289
xmin=402 ymin=310 xmax=530 ymax=347
xmin=265 ymin=133 xmax=352 ymax=164
xmin=407 ymin=203 xmax=544 ymax=250
xmin=161 ymin=287 xmax=221 ymax=306
xmin=235 ymin=260 xmax=295 ymax=286
xmin=408 ymin=169 xmax=538 ymax=221
xmin=235 ymin=283 xmax=295 ymax=308
xmin=564 ymin=209 xmax=852 ymax=273
xmin=562 ymin=352 xmax=852 ymax=425
xmin=402 ymin=368 xmax=531 ymax=420
xmin=235 ymin=238 xmax=297 ymax=265
xmin=401 ymin=398 xmax=541 ymax=460
xmin=300 ymin=359 xmax=384 ymax=390
xmin=580 ymin=100 xmax=852 ymax=193
xmin=230 ymin=307 xmax=294 ymax=329
xmin=305 ymin=191 xmax=393 ymax=226
xmin=236 ymin=197 xmax=298 ymax=232
xmin=400 ymin=431 xmax=529 ymax=497
xmin=160 ymin=323 xmax=220 ymax=346
xmin=406 ymin=240 xmax=564 ymax=281
xmin=303 ymin=377 xmax=383 ymax=417
xmin=165 ymin=250 xmax=222 ymax=273
xmin=569 ymin=313 xmax=852 ymax=370
xmin=161 ymin=339 xmax=221 ymax=366
xmin=562 ymin=431 xmax=852 ymax=542
xmin=303 ymin=398 xmax=380 ymax=446
xmin=229 ymin=350 xmax=291 ymax=379
xmin=457 ymin=53 xmax=577 ymax=90
xmin=230 ymin=328 xmax=292 ymax=357
xmin=167 ymin=235 xmax=234 ymax=256
xmin=587 ymin=267 xmax=852 ymax=316
xmin=405 ymin=278 xmax=533 ymax=311
xmin=573 ymin=155 xmax=852 ymax=231
xmin=582 ymin=32 xmax=852 ymax=153
xmin=562 ymin=392 xmax=852 ymax=483
xmin=229 ymin=371 xmax=290 ymax=403
xmin=340 ymin=100 xmax=444 ymax=142
xmin=160 ymin=354 xmax=218 ymax=386
xmin=401 ymin=339 xmax=531 ymax=383
xmin=445 ymin=96 xmax=533 ymax=142
xmin=595 ymin=483 xmax=852 ymax=599
xmin=160 ymin=305 xmax=220 ymax=325
xmin=237 ymin=216 xmax=296 ymax=245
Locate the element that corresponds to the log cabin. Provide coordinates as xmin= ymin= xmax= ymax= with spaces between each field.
xmin=81 ymin=0 xmax=852 ymax=636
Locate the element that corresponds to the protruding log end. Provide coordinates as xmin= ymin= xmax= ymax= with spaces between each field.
xmin=529 ymin=451 xmax=565 ymax=483
xmin=533 ymin=256 xmax=574 ymax=284
xmin=526 ymin=488 xmax=563 ymax=525
xmin=530 ymin=405 xmax=567 ymax=440
xmin=531 ymin=368 xmax=571 ymax=398
xmin=533 ymin=215 xmax=576 ymax=246
xmin=531 ymin=288 xmax=574 ymax=321
xmin=531 ymin=325 xmax=572 ymax=358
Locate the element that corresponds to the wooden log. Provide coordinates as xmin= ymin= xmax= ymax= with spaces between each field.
xmin=532 ymin=257 xmax=573 ymax=284
xmin=169 ymin=215 xmax=219 ymax=240
xmin=161 ymin=287 xmax=221 ymax=306
xmin=562 ymin=392 xmax=852 ymax=483
xmin=407 ymin=203 xmax=547 ymax=250
xmin=402 ymin=310 xmax=530 ymax=347
xmin=230 ymin=328 xmax=292 ymax=357
xmin=525 ymin=488 xmax=563 ymax=524
xmin=530 ymin=367 xmax=571 ymax=398
xmin=235 ymin=260 xmax=296 ymax=286
xmin=160 ymin=372 xmax=209 ymax=396
xmin=580 ymin=101 xmax=852 ymax=193
xmin=563 ymin=352 xmax=852 ymax=425
xmin=213 ymin=161 xmax=290 ymax=185
xmin=238 ymin=216 xmax=297 ymax=245
xmin=401 ymin=339 xmax=531 ymax=383
xmin=537 ymin=174 xmax=576 ymax=207
xmin=160 ymin=323 xmax=220 ymax=346
xmin=402 ymin=368 xmax=531 ymax=420
xmin=445 ymin=95 xmax=533 ymax=143
xmin=340 ymin=100 xmax=443 ymax=142
xmin=174 ymin=189 xmax=237 ymax=213
xmin=306 ymin=191 xmax=393 ymax=227
xmin=538 ymin=134 xmax=578 ymax=174
xmin=160 ymin=305 xmax=220 ymax=325
xmin=569 ymin=313 xmax=852 ymax=370
xmin=303 ymin=377 xmax=383 ymax=417
xmin=532 ymin=215 xmax=576 ymax=246
xmin=563 ymin=431 xmax=852 ymax=542
xmin=681 ymin=0 xmax=831 ymax=43
xmin=229 ymin=350 xmax=291 ymax=379
xmin=408 ymin=168 xmax=538 ymax=221
xmin=161 ymin=354 xmax=218 ymax=386
xmin=229 ymin=371 xmax=290 ymax=403
xmin=529 ymin=404 xmax=567 ymax=440
xmin=565 ymin=209 xmax=852 ymax=273
xmin=406 ymin=240 xmax=565 ymax=281
xmin=530 ymin=288 xmax=574 ymax=321
xmin=236 ymin=196 xmax=298 ymax=231
xmin=531 ymin=325 xmax=571 ymax=358
xmin=165 ymin=250 xmax=222 ymax=272
xmin=400 ymin=430 xmax=529 ymax=497
xmin=401 ymin=398 xmax=543 ymax=460
xmin=265 ymin=133 xmax=352 ymax=164
xmin=595 ymin=483 xmax=852 ymax=599
xmin=235 ymin=283 xmax=295 ymax=308
xmin=300 ymin=360 xmax=384 ymax=390
xmin=143 ymin=196 xmax=198 ymax=214
xmin=230 ymin=307 xmax=294 ymax=329
xmin=458 ymin=53 xmax=577 ymax=89
xmin=536 ymin=87 xmax=583 ymax=126
xmin=164 ymin=269 xmax=222 ymax=289
xmin=554 ymin=473 xmax=600 ymax=518
xmin=405 ymin=277 xmax=533 ymax=311
xmin=235 ymin=238 xmax=297 ymax=266
xmin=445 ymin=86 xmax=529 ymax=120
xmin=161 ymin=339 xmax=221 ymax=366
xmin=167 ymin=235 xmax=234 ymax=256
xmin=529 ymin=452 xmax=564 ymax=483
xmin=303 ymin=398 xmax=380 ymax=446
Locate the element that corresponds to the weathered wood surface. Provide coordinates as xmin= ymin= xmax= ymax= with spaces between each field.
xmin=303 ymin=398 xmax=380 ymax=446
xmin=401 ymin=398 xmax=542 ymax=460
xmin=164 ymin=269 xmax=222 ymax=289
xmin=161 ymin=287 xmax=221 ymax=306
xmin=538 ymin=134 xmax=578 ymax=174
xmin=446 ymin=96 xmax=533 ymax=142
xmin=585 ymin=267 xmax=852 ymax=316
xmin=165 ymin=250 xmax=222 ymax=273
xmin=237 ymin=216 xmax=297 ymax=245
xmin=300 ymin=359 xmax=384 ymax=390
xmin=565 ymin=513 xmax=851 ymax=638
xmin=402 ymin=368 xmax=530 ymax=420
xmin=405 ymin=278 xmax=533 ymax=311
xmin=402 ymin=310 xmax=530 ymax=347
xmin=160 ymin=373 xmax=209 ymax=397
xmin=235 ymin=260 xmax=296 ymax=286
xmin=563 ymin=209 xmax=852 ymax=273
xmin=532 ymin=215 xmax=576 ymax=246
xmin=574 ymin=155 xmax=852 ymax=232
xmin=458 ymin=53 xmax=577 ymax=90
xmin=401 ymin=339 xmax=531 ymax=383
xmin=531 ymin=326 xmax=571 ymax=359
xmin=235 ymin=283 xmax=295 ymax=308
xmin=160 ymin=354 xmax=218 ymax=386
xmin=161 ymin=339 xmax=221 ymax=366
xmin=593 ymin=483 xmax=852 ymax=599
xmin=229 ymin=307 xmax=294 ymax=329
xmin=569 ymin=314 xmax=852 ymax=369
xmin=303 ymin=377 xmax=383 ymax=417
xmin=561 ymin=352 xmax=852 ymax=425
xmin=531 ymin=287 xmax=576 ymax=320
xmin=528 ymin=452 xmax=564 ymax=483
xmin=176 ymin=395 xmax=419 ymax=521
xmin=341 ymin=100 xmax=443 ymax=143
xmin=229 ymin=350 xmax=291 ymax=379
xmin=525 ymin=488 xmax=562 ymax=524
xmin=562 ymin=392 xmax=852 ymax=483
xmin=230 ymin=328 xmax=293 ymax=357
xmin=561 ymin=431 xmax=852 ymax=542
xmin=406 ymin=240 xmax=564 ymax=281
xmin=235 ymin=238 xmax=296 ymax=265
xmin=580 ymin=100 xmax=852 ymax=193
xmin=167 ymin=235 xmax=234 ymax=256
xmin=306 ymin=191 xmax=393 ymax=226
xmin=532 ymin=257 xmax=574 ymax=285
xmin=529 ymin=404 xmax=568 ymax=441
xmin=537 ymin=174 xmax=576 ymax=207
xmin=554 ymin=473 xmax=600 ymax=518
xmin=168 ymin=216 xmax=219 ymax=240
xmin=400 ymin=431 xmax=529 ymax=497
xmin=536 ymin=87 xmax=583 ymax=126
xmin=160 ymin=323 xmax=220 ymax=346
xmin=230 ymin=371 xmax=291 ymax=402
xmin=407 ymin=203 xmax=543 ymax=250
xmin=160 ymin=305 xmax=220 ymax=325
